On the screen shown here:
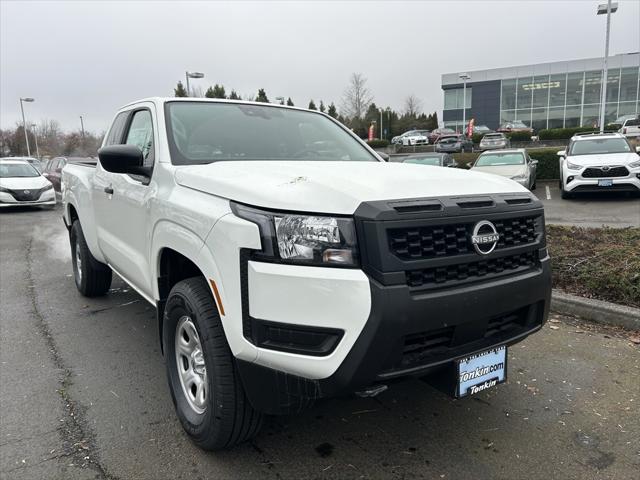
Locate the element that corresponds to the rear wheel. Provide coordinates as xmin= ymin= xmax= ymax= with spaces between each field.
xmin=70 ymin=220 xmax=112 ymax=296
xmin=163 ymin=277 xmax=262 ymax=450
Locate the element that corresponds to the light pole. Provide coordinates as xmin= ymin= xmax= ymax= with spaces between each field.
xmin=597 ymin=1 xmax=618 ymax=132
xmin=379 ymin=108 xmax=384 ymax=140
xmin=459 ymin=73 xmax=471 ymax=136
xmin=19 ymin=97 xmax=34 ymax=156
xmin=31 ymin=123 xmax=40 ymax=159
xmin=80 ymin=115 xmax=85 ymax=138
xmin=185 ymin=71 xmax=205 ymax=97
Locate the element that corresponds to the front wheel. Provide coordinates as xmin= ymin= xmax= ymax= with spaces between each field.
xmin=163 ymin=277 xmax=262 ymax=450
xmin=70 ymin=220 xmax=112 ymax=296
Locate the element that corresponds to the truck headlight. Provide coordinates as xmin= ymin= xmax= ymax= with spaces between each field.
xmin=629 ymin=160 xmax=640 ymax=168
xmin=566 ymin=161 xmax=582 ymax=170
xmin=510 ymin=174 xmax=528 ymax=181
xmin=231 ymin=202 xmax=358 ymax=266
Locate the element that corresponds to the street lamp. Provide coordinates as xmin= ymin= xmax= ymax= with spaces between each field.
xmin=31 ymin=123 xmax=40 ymax=159
xmin=185 ymin=71 xmax=205 ymax=97
xmin=459 ymin=73 xmax=471 ymax=135
xmin=19 ymin=97 xmax=34 ymax=156
xmin=275 ymin=96 xmax=285 ymax=105
xmin=597 ymin=1 xmax=618 ymax=132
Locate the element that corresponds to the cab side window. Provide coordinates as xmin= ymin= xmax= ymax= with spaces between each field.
xmin=105 ymin=112 xmax=129 ymax=146
xmin=124 ymin=110 xmax=154 ymax=167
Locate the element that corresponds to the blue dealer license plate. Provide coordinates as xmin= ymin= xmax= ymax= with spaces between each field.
xmin=598 ymin=179 xmax=613 ymax=187
xmin=457 ymin=346 xmax=506 ymax=397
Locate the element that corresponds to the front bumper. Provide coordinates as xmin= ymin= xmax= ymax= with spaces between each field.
xmin=564 ymin=170 xmax=640 ymax=193
xmin=237 ymin=255 xmax=551 ymax=415
xmin=0 ymin=190 xmax=56 ymax=207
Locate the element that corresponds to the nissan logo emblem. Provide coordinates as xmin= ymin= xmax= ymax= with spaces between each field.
xmin=601 ymin=166 xmax=610 ymax=171
xmin=471 ymin=220 xmax=500 ymax=255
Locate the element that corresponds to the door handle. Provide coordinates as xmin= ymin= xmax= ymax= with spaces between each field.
xmin=104 ymin=186 xmax=114 ymax=195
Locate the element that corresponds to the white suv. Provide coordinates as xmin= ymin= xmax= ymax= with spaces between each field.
xmin=557 ymin=132 xmax=640 ymax=199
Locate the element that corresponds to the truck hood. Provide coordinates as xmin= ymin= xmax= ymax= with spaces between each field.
xmin=567 ymin=152 xmax=639 ymax=166
xmin=174 ymin=161 xmax=528 ymax=214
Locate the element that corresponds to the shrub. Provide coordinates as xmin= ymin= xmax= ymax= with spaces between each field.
xmin=538 ymin=126 xmax=595 ymax=140
xmin=366 ymin=139 xmax=390 ymax=148
xmin=547 ymin=226 xmax=640 ymax=308
xmin=471 ymin=133 xmax=483 ymax=144
xmin=505 ymin=131 xmax=532 ymax=142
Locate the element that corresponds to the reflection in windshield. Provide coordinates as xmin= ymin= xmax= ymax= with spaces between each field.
xmin=0 ymin=163 xmax=40 ymax=178
xmin=570 ymin=138 xmax=631 ymax=156
xmin=475 ymin=153 xmax=525 ymax=166
xmin=165 ymin=102 xmax=378 ymax=165
xmin=404 ymin=157 xmax=441 ymax=166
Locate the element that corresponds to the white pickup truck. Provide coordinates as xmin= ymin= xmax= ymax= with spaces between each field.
xmin=63 ymin=98 xmax=551 ymax=450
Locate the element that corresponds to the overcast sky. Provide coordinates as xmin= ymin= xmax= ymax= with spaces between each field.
xmin=1 ymin=0 xmax=639 ymax=133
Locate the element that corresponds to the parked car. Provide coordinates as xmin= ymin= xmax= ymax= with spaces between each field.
xmin=613 ymin=114 xmax=638 ymax=126
xmin=497 ymin=121 xmax=533 ymax=134
xmin=400 ymin=130 xmax=429 ymax=146
xmin=428 ymin=128 xmax=456 ymax=144
xmin=42 ymin=156 xmax=97 ymax=194
xmin=0 ymin=158 xmax=56 ymax=207
xmin=618 ymin=116 xmax=640 ymax=139
xmin=557 ymin=132 xmax=640 ymax=199
xmin=392 ymin=130 xmax=431 ymax=145
xmin=435 ymin=134 xmax=473 ymax=153
xmin=63 ymin=97 xmax=550 ymax=450
xmin=479 ymin=133 xmax=511 ymax=151
xmin=471 ymin=149 xmax=538 ymax=190
xmin=473 ymin=125 xmax=494 ymax=135
xmin=402 ymin=153 xmax=458 ymax=167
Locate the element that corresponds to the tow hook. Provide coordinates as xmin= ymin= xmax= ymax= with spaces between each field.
xmin=355 ymin=384 xmax=388 ymax=398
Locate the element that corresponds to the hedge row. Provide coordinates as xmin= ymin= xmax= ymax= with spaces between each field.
xmin=452 ymin=147 xmax=561 ymax=179
xmin=366 ymin=139 xmax=390 ymax=148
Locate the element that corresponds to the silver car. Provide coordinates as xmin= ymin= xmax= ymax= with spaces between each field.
xmin=479 ymin=133 xmax=510 ymax=151
xmin=471 ymin=149 xmax=538 ymax=190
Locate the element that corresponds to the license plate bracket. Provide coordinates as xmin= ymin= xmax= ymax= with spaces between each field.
xmin=456 ymin=346 xmax=507 ymax=397
xmin=598 ymin=179 xmax=613 ymax=187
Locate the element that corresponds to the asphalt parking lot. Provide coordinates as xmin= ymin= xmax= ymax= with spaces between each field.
xmin=1 ymin=206 xmax=639 ymax=480
xmin=537 ymin=181 xmax=640 ymax=228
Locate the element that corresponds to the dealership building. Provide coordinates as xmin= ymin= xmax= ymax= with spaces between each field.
xmin=441 ymin=52 xmax=639 ymax=132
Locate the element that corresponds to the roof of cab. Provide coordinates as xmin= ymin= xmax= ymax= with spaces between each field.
xmin=118 ymin=97 xmax=318 ymax=114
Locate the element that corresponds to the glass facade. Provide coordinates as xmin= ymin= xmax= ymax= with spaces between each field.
xmin=444 ymin=87 xmax=472 ymax=110
xmin=498 ymin=67 xmax=639 ymax=129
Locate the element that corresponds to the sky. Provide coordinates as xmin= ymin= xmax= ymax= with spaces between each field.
xmin=1 ymin=0 xmax=639 ymax=133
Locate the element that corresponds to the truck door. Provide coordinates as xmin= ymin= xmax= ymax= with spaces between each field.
xmin=93 ymin=106 xmax=157 ymax=298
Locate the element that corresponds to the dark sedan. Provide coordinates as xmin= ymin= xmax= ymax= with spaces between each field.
xmin=402 ymin=153 xmax=458 ymax=168
xmin=434 ymin=134 xmax=473 ymax=153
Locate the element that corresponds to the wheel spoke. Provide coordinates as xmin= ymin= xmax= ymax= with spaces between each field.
xmin=174 ymin=316 xmax=208 ymax=414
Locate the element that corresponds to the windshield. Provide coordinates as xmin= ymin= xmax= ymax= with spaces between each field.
xmin=403 ymin=156 xmax=442 ymax=166
xmin=165 ymin=102 xmax=377 ymax=164
xmin=569 ymin=138 xmax=631 ymax=156
xmin=439 ymin=137 xmax=459 ymax=144
xmin=512 ymin=121 xmax=528 ymax=128
xmin=0 ymin=163 xmax=40 ymax=178
xmin=484 ymin=134 xmax=504 ymax=139
xmin=475 ymin=153 xmax=524 ymax=166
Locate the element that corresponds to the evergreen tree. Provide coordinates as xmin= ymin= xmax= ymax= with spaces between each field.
xmin=204 ymin=86 xmax=215 ymax=98
xmin=174 ymin=81 xmax=188 ymax=97
xmin=255 ymin=88 xmax=269 ymax=103
xmin=229 ymin=90 xmax=240 ymax=100
xmin=212 ymin=84 xmax=226 ymax=98
xmin=319 ymin=100 xmax=326 ymax=113
xmin=286 ymin=97 xmax=294 ymax=106
xmin=327 ymin=102 xmax=338 ymax=119
xmin=308 ymin=99 xmax=317 ymax=110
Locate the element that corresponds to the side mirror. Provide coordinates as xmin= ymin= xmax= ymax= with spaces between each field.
xmin=557 ymin=150 xmax=566 ymax=157
xmin=98 ymin=145 xmax=149 ymax=176
xmin=531 ymin=159 xmax=539 ymax=165
xmin=636 ymin=146 xmax=640 ymax=154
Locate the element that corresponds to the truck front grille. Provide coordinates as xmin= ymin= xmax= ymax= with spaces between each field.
xmin=582 ymin=166 xmax=628 ymax=178
xmin=406 ymin=251 xmax=538 ymax=289
xmin=388 ymin=215 xmax=538 ymax=261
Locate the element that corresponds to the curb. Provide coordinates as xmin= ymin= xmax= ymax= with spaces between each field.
xmin=551 ymin=290 xmax=640 ymax=330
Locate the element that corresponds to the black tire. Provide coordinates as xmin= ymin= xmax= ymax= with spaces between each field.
xmin=560 ymin=186 xmax=572 ymax=199
xmin=70 ymin=220 xmax=112 ymax=296
xmin=163 ymin=277 xmax=262 ymax=450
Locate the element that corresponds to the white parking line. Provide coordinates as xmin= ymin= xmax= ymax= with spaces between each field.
xmin=545 ymin=185 xmax=551 ymax=200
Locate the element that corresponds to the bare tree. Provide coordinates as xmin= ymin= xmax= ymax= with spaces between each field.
xmin=404 ymin=94 xmax=423 ymax=117
xmin=341 ymin=73 xmax=373 ymax=121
